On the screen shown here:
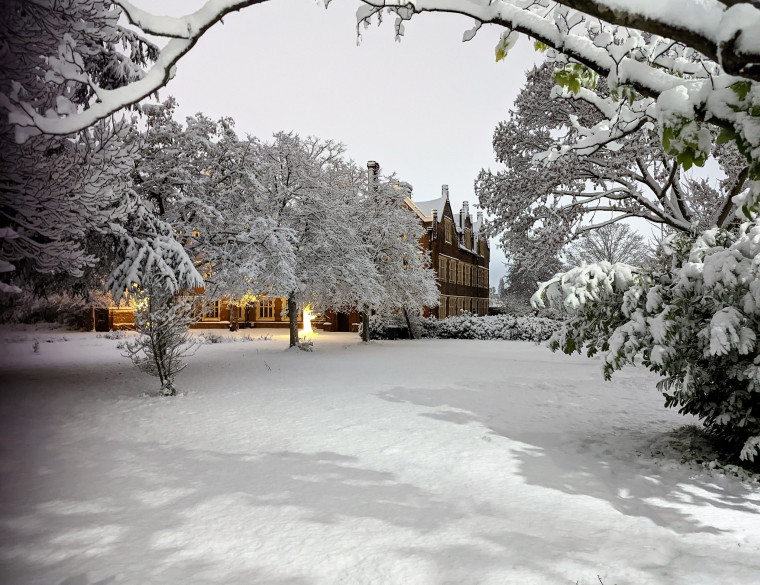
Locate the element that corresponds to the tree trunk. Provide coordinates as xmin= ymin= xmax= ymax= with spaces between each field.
xmin=288 ymin=292 xmax=298 ymax=348
xmin=402 ymin=307 xmax=415 ymax=340
xmin=229 ymin=301 xmax=239 ymax=331
xmin=361 ymin=307 xmax=370 ymax=343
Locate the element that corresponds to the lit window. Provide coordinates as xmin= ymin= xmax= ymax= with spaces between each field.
xmin=202 ymin=300 xmax=220 ymax=321
xmin=257 ymin=298 xmax=276 ymax=320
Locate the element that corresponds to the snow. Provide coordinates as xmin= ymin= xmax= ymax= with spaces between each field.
xmin=1 ymin=326 xmax=760 ymax=585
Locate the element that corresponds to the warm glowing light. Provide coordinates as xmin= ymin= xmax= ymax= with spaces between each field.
xmin=302 ymin=305 xmax=316 ymax=336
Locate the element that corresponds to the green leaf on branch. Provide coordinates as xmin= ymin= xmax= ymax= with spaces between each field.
xmin=717 ymin=128 xmax=736 ymax=145
xmin=661 ymin=117 xmax=709 ymax=171
xmin=534 ymin=41 xmax=548 ymax=53
xmin=495 ymin=30 xmax=519 ymax=62
xmin=553 ymin=64 xmax=598 ymax=95
xmin=612 ymin=85 xmax=636 ymax=106
xmin=731 ymin=81 xmax=752 ymax=101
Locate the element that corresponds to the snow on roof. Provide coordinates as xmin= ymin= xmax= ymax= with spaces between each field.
xmin=473 ymin=213 xmax=484 ymax=234
xmin=408 ymin=193 xmax=448 ymax=221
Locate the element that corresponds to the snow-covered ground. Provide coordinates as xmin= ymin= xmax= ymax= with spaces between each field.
xmin=1 ymin=327 xmax=758 ymax=585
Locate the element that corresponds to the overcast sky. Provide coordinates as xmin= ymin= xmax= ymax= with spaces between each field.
xmin=138 ymin=0 xmax=543 ymax=285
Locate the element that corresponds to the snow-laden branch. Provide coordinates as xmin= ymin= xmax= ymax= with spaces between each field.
xmin=359 ymin=0 xmax=760 ymax=190
xmin=361 ymin=0 xmax=760 ymax=78
xmin=4 ymin=0 xmax=271 ymax=142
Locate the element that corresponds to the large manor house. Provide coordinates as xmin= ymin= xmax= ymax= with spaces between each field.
xmin=97 ymin=163 xmax=490 ymax=332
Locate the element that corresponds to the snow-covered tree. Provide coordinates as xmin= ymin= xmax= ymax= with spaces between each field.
xmin=0 ymin=4 xmax=201 ymax=299
xmin=0 ymin=0 xmax=159 ymax=142
xmin=501 ymin=259 xmax=563 ymax=315
xmin=565 ymin=223 xmax=650 ymax=266
xmin=133 ymin=99 xmax=289 ymax=305
xmin=476 ymin=63 xmax=745 ymax=272
xmin=247 ymin=133 xmax=382 ymax=347
xmin=121 ymin=271 xmax=199 ymax=396
xmin=533 ymin=214 xmax=760 ymax=461
xmin=357 ymin=166 xmax=439 ymax=340
xmin=0 ymin=112 xmax=201 ymax=300
xmin=133 ymin=108 xmax=435 ymax=347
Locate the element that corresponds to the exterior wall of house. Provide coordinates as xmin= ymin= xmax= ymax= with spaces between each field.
xmin=316 ymin=310 xmax=362 ymax=332
xmin=93 ymin=298 xmax=306 ymax=331
xmin=422 ymin=198 xmax=490 ymax=319
xmin=195 ymin=297 xmax=303 ymax=329
xmin=92 ymin=308 xmax=136 ymax=331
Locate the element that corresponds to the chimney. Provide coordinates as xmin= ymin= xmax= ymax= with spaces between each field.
xmin=442 ymin=184 xmax=449 ymax=200
xmin=477 ymin=210 xmax=483 ymax=224
xmin=462 ymin=201 xmax=469 ymax=224
xmin=367 ymin=160 xmax=380 ymax=192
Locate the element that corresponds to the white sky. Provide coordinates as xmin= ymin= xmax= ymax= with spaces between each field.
xmin=140 ymin=0 xmax=543 ymax=286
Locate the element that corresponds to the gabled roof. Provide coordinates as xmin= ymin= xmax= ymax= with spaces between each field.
xmin=406 ymin=193 xmax=448 ymax=222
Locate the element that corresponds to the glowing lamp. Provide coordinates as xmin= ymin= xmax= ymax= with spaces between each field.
xmin=302 ymin=305 xmax=316 ymax=335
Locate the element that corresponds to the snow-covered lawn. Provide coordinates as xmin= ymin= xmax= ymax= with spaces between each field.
xmin=1 ymin=328 xmax=758 ymax=585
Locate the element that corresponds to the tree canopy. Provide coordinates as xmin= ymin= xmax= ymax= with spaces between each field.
xmin=477 ymin=62 xmax=746 ymax=272
xmin=360 ymin=0 xmax=760 ymax=209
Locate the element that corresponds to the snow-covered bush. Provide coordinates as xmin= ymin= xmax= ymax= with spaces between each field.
xmin=369 ymin=312 xmax=559 ymax=342
xmin=534 ymin=214 xmax=760 ymax=461
xmin=436 ymin=313 xmax=560 ymax=342
xmin=0 ymin=291 xmax=92 ymax=329
xmin=98 ymin=330 xmax=126 ymax=340
xmin=121 ymin=275 xmax=198 ymax=396
xmin=295 ymin=338 xmax=314 ymax=352
xmin=368 ymin=312 xmax=438 ymax=340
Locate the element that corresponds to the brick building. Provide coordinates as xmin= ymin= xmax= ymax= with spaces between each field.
xmin=406 ymin=185 xmax=490 ymax=319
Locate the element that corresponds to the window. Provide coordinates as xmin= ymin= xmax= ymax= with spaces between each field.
xmin=465 ymin=230 xmax=472 ymax=250
xmin=449 ymin=259 xmax=456 ymax=283
xmin=445 ymin=219 xmax=453 ymax=244
xmin=438 ymin=257 xmax=446 ymax=280
xmin=202 ymin=300 xmax=220 ymax=321
xmin=256 ymin=298 xmax=275 ymax=320
xmin=465 ymin=265 xmax=470 ymax=287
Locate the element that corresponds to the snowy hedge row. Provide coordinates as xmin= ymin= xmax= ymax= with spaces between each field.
xmin=369 ymin=313 xmax=560 ymax=342
xmin=435 ymin=313 xmax=560 ymax=342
